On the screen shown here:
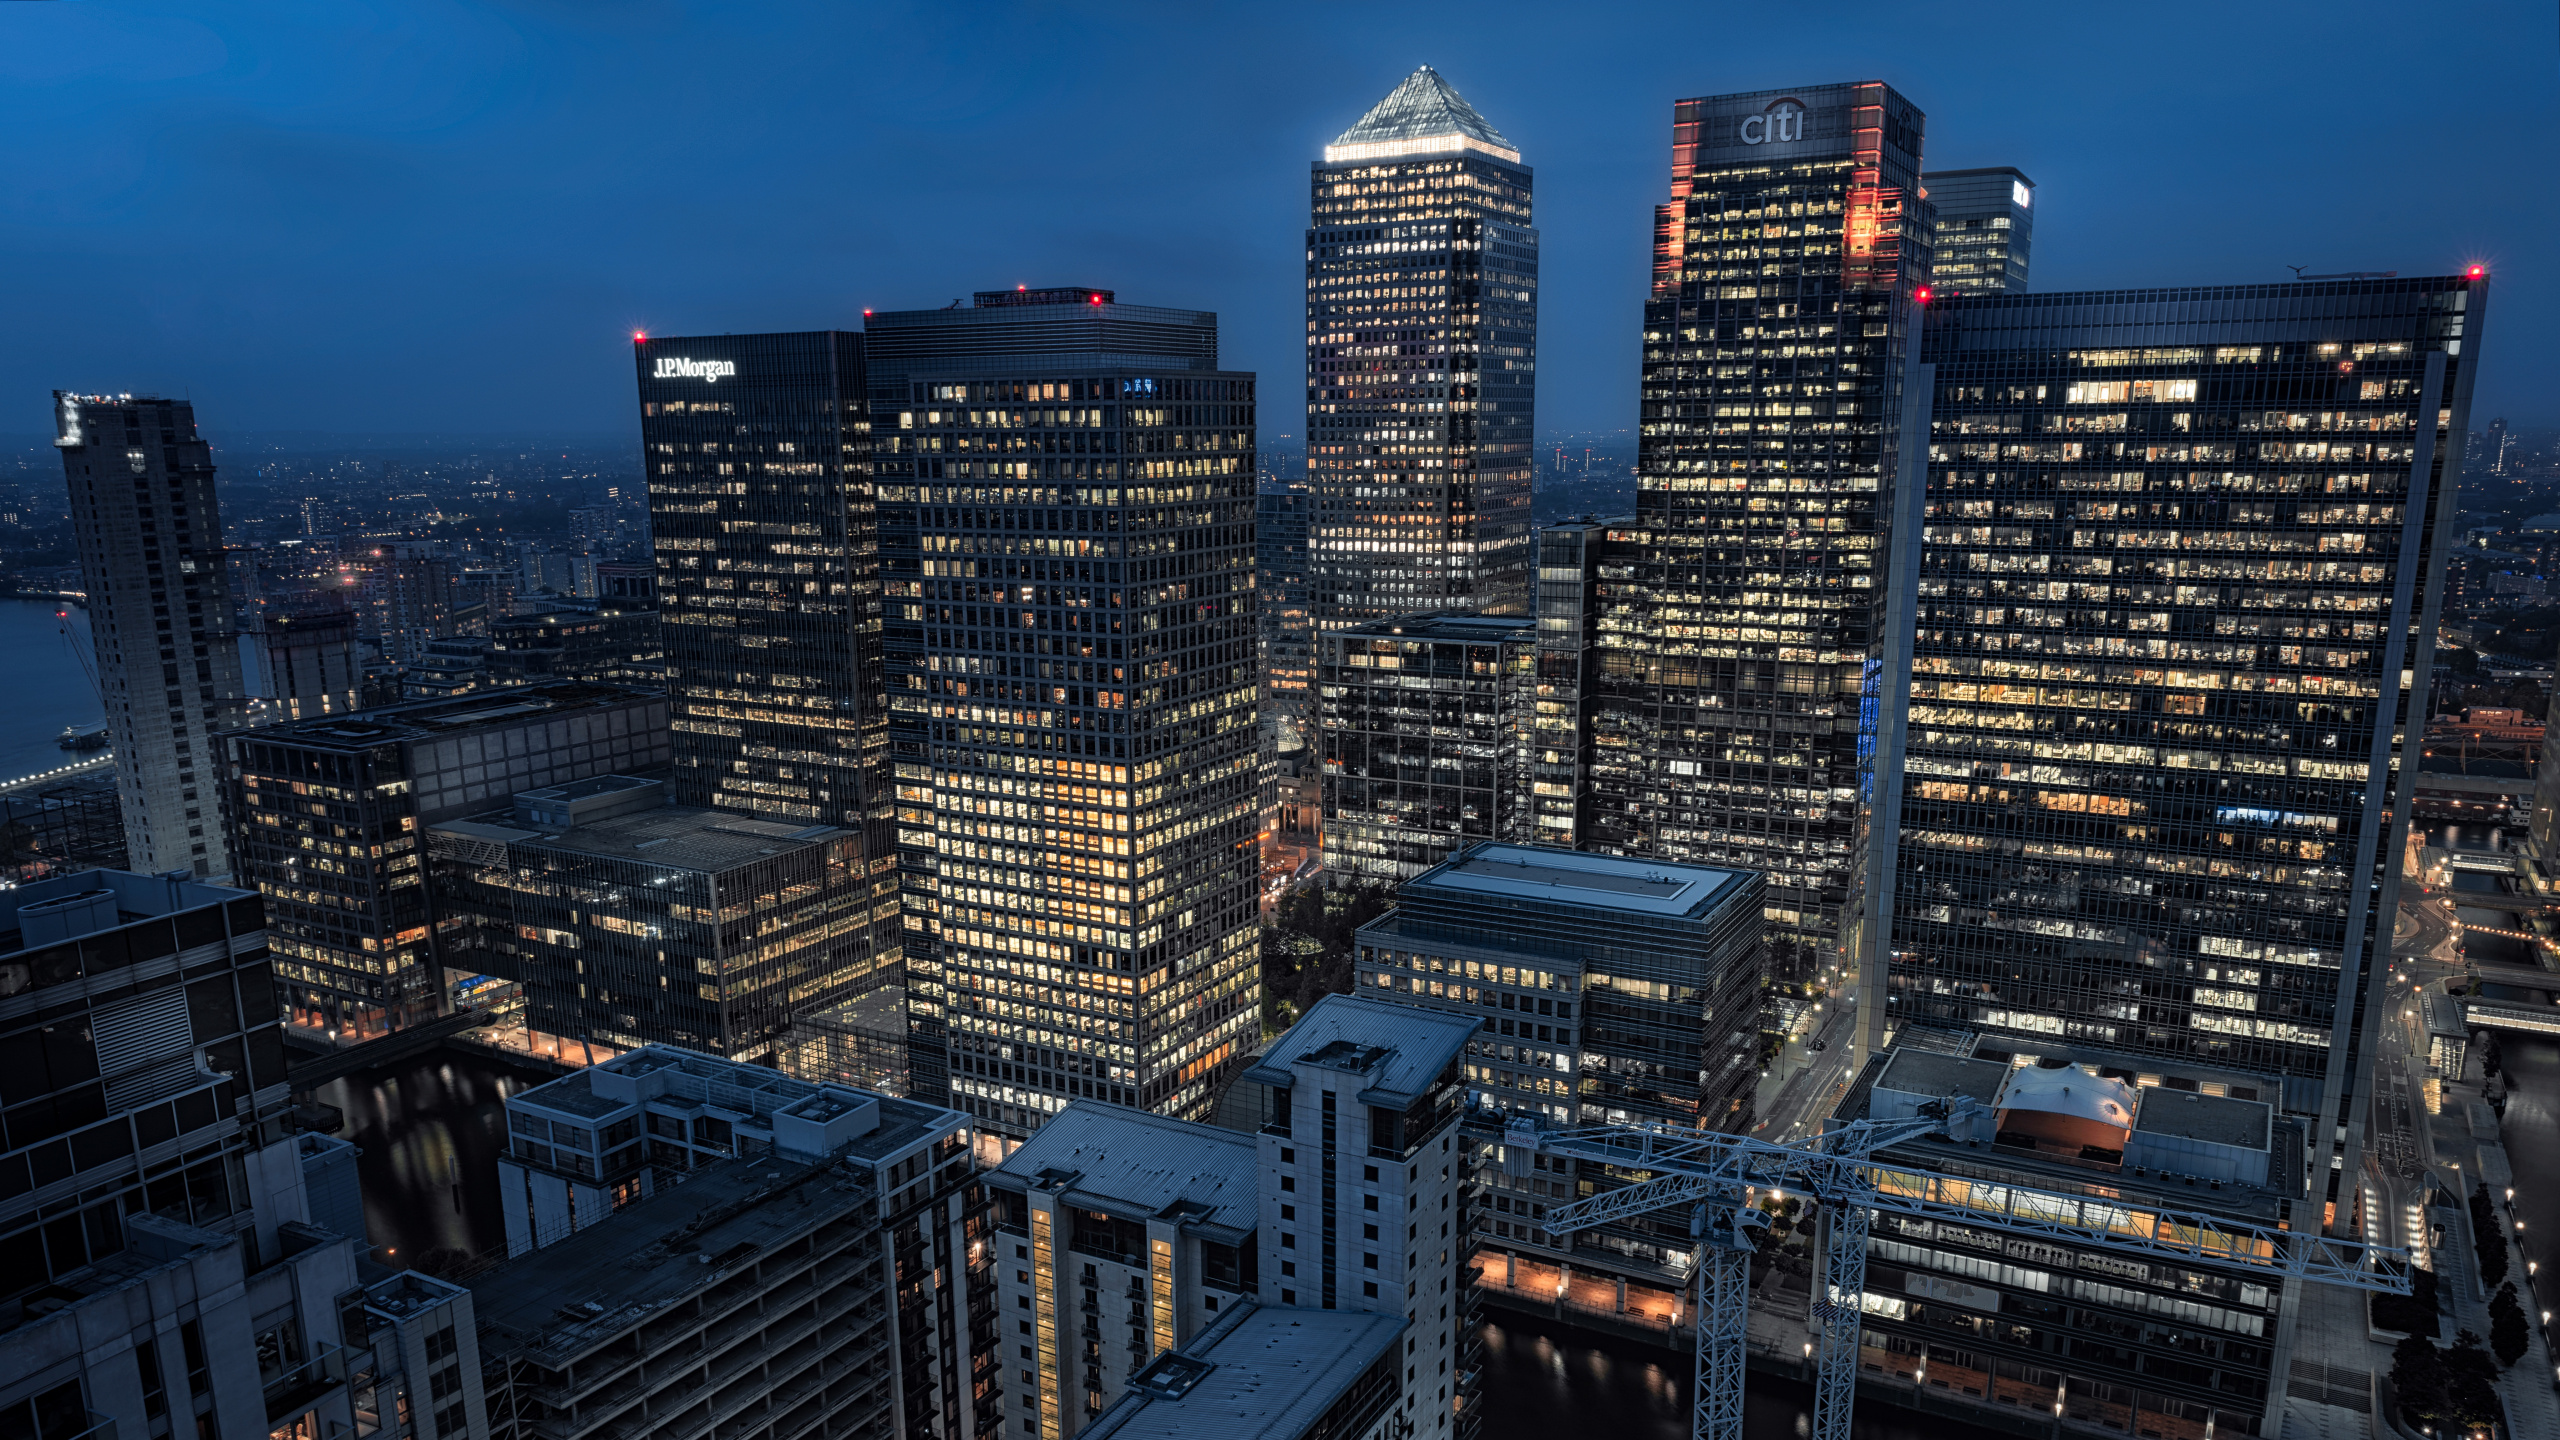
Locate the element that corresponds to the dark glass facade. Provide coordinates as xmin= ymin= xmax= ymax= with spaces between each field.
xmin=228 ymin=681 xmax=670 ymax=1039
xmin=1895 ymin=276 xmax=2485 ymax=1208
xmin=1526 ymin=518 xmax=1626 ymax=849
xmin=1922 ymin=166 xmax=2035 ymax=294
xmin=1308 ymin=67 xmax=1535 ymax=629
xmin=0 ymin=872 xmax=282 ymax=1295
xmin=866 ymin=294 xmax=1260 ymax=1135
xmin=1253 ymin=485 xmax=1314 ymax=743
xmin=428 ymin=782 xmax=868 ymax=1060
xmin=1592 ymin=82 xmax=1933 ymax=996
xmin=635 ymin=331 xmax=901 ymax=1001
xmin=1317 ymin=614 xmax=1534 ymax=884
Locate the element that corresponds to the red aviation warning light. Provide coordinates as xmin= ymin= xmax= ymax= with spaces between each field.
xmin=632 ymin=331 xmax=646 ymax=343
xmin=1914 ymin=285 xmax=1933 ymax=305
xmin=1090 ymin=294 xmax=1103 ymax=304
xmin=2467 ymin=265 xmax=2486 ymax=279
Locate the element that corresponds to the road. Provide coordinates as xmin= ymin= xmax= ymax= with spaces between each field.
xmin=1752 ymin=1003 xmax=1860 ymax=1141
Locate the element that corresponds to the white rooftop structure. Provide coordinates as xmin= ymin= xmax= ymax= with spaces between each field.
xmin=1416 ymin=842 xmax=1741 ymax=918
xmin=1997 ymin=1061 xmax=2137 ymax=1130
xmin=1324 ymin=65 xmax=1519 ymax=165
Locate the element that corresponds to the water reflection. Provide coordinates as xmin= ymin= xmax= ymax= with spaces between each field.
xmin=303 ymin=1049 xmax=548 ymax=1270
xmin=1477 ymin=1313 xmax=1932 ymax=1440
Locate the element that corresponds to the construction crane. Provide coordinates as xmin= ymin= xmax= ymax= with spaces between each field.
xmin=1486 ymin=1100 xmax=2408 ymax=1440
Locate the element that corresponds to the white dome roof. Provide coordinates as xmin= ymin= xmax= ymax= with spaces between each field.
xmin=1997 ymin=1064 xmax=2136 ymax=1129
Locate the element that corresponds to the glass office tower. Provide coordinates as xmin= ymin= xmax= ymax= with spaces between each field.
xmin=1308 ymin=66 xmax=1536 ymax=628
xmin=1921 ymin=166 xmax=2035 ymax=293
xmin=1317 ymin=613 xmax=1536 ymax=884
xmin=1898 ymin=275 xmax=2487 ymax=1221
xmin=635 ymin=331 xmax=901 ymax=990
xmin=867 ymin=290 xmax=1260 ymax=1135
xmin=1592 ymin=83 xmax=1933 ymax=996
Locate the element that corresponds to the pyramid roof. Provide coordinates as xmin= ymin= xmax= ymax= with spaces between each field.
xmin=1325 ymin=66 xmax=1518 ymax=163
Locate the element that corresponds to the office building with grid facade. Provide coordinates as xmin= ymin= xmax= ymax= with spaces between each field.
xmin=1895 ymin=275 xmax=2486 ymax=1219
xmin=865 ymin=291 xmax=1261 ymax=1137
xmin=1307 ymin=67 xmax=1535 ymax=630
xmin=635 ymin=331 xmax=902 ymax=1000
xmin=1922 ymin=166 xmax=2035 ymax=294
xmin=1590 ymin=83 xmax=1934 ymax=1007
xmin=1316 ymin=614 xmax=1534 ymax=886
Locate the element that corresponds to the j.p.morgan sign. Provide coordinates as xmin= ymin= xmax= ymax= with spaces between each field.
xmin=654 ymin=357 xmax=738 ymax=382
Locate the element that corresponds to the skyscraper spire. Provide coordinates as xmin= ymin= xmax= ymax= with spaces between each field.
xmin=1325 ymin=65 xmax=1518 ymax=162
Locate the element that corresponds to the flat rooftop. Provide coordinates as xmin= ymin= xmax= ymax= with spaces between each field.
xmin=470 ymin=1154 xmax=875 ymax=1365
xmin=1244 ymin=992 xmax=1478 ymax=1106
xmin=0 ymin=869 xmax=249 ymax=963
xmin=1329 ymin=613 xmax=1534 ymax=644
xmin=434 ymin=803 xmax=844 ymax=873
xmin=249 ymin=680 xmax=664 ymax=752
xmin=2134 ymin=1087 xmax=2272 ymax=1150
xmin=993 ymin=1102 xmax=1256 ymax=1239
xmin=510 ymin=1046 xmax=956 ymax=1163
xmin=1875 ymin=1049 xmax=2007 ymax=1105
xmin=1414 ymin=843 xmax=1742 ymax=918
xmin=1085 ymin=1303 xmax=1404 ymax=1440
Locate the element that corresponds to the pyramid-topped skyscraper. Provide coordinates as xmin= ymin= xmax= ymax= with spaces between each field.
xmin=1302 ymin=67 xmax=1537 ymax=884
xmin=1324 ymin=64 xmax=1519 ymax=161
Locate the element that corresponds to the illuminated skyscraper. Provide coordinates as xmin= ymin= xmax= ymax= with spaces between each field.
xmin=1590 ymin=83 xmax=1934 ymax=1003
xmin=1895 ymin=274 xmax=2487 ymax=1217
xmin=866 ymin=290 xmax=1261 ymax=1135
xmin=1308 ymin=66 xmax=1535 ymax=629
xmin=1921 ymin=166 xmax=2035 ymax=293
xmin=52 ymin=392 xmax=251 ymax=878
xmin=635 ymin=331 xmax=901 ymax=990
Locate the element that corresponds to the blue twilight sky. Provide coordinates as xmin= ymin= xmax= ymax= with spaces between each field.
xmin=2 ymin=1 xmax=2552 ymax=442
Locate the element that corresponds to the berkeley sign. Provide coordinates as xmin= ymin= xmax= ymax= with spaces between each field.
xmin=654 ymin=357 xmax=738 ymax=382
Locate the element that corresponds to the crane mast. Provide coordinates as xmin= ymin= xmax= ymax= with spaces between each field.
xmin=1481 ymin=1099 xmax=2407 ymax=1440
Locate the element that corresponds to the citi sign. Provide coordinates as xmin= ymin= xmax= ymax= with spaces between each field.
xmin=654 ymin=357 xmax=738 ymax=382
xmin=1739 ymin=99 xmax=1806 ymax=145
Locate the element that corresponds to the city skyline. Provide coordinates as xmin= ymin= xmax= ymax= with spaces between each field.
xmin=6 ymin=13 xmax=2558 ymax=1440
xmin=6 ymin=4 xmax=2549 ymax=440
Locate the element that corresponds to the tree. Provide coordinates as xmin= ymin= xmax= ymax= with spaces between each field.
xmin=2477 ymin=1029 xmax=2504 ymax=1081
xmin=1261 ymin=880 xmax=1395 ymax=1030
xmin=2390 ymin=1333 xmax=2452 ymax=1426
xmin=2490 ymin=1281 xmax=2532 ymax=1367
xmin=2443 ymin=1330 xmax=2503 ymax=1429
xmin=2471 ymin=1181 xmax=2511 ymax=1288
xmin=2372 ymin=1263 xmax=2442 ymax=1338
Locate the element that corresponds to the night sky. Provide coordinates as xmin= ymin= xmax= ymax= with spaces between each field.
xmin=4 ymin=1 xmax=2551 ymax=441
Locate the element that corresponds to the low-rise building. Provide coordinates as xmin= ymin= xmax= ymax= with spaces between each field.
xmin=493 ymin=1046 xmax=997 ymax=1440
xmin=487 ymin=608 xmax=664 ymax=687
xmin=469 ymin=1154 xmax=900 ymax=1440
xmin=988 ymin=1103 xmax=1259 ymax=1438
xmin=1354 ymin=843 xmax=1763 ymax=1323
xmin=428 ymin=776 xmax=871 ymax=1060
xmin=227 ymin=681 xmax=671 ymax=1040
xmin=1839 ymin=1038 xmax=2305 ymax=1439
